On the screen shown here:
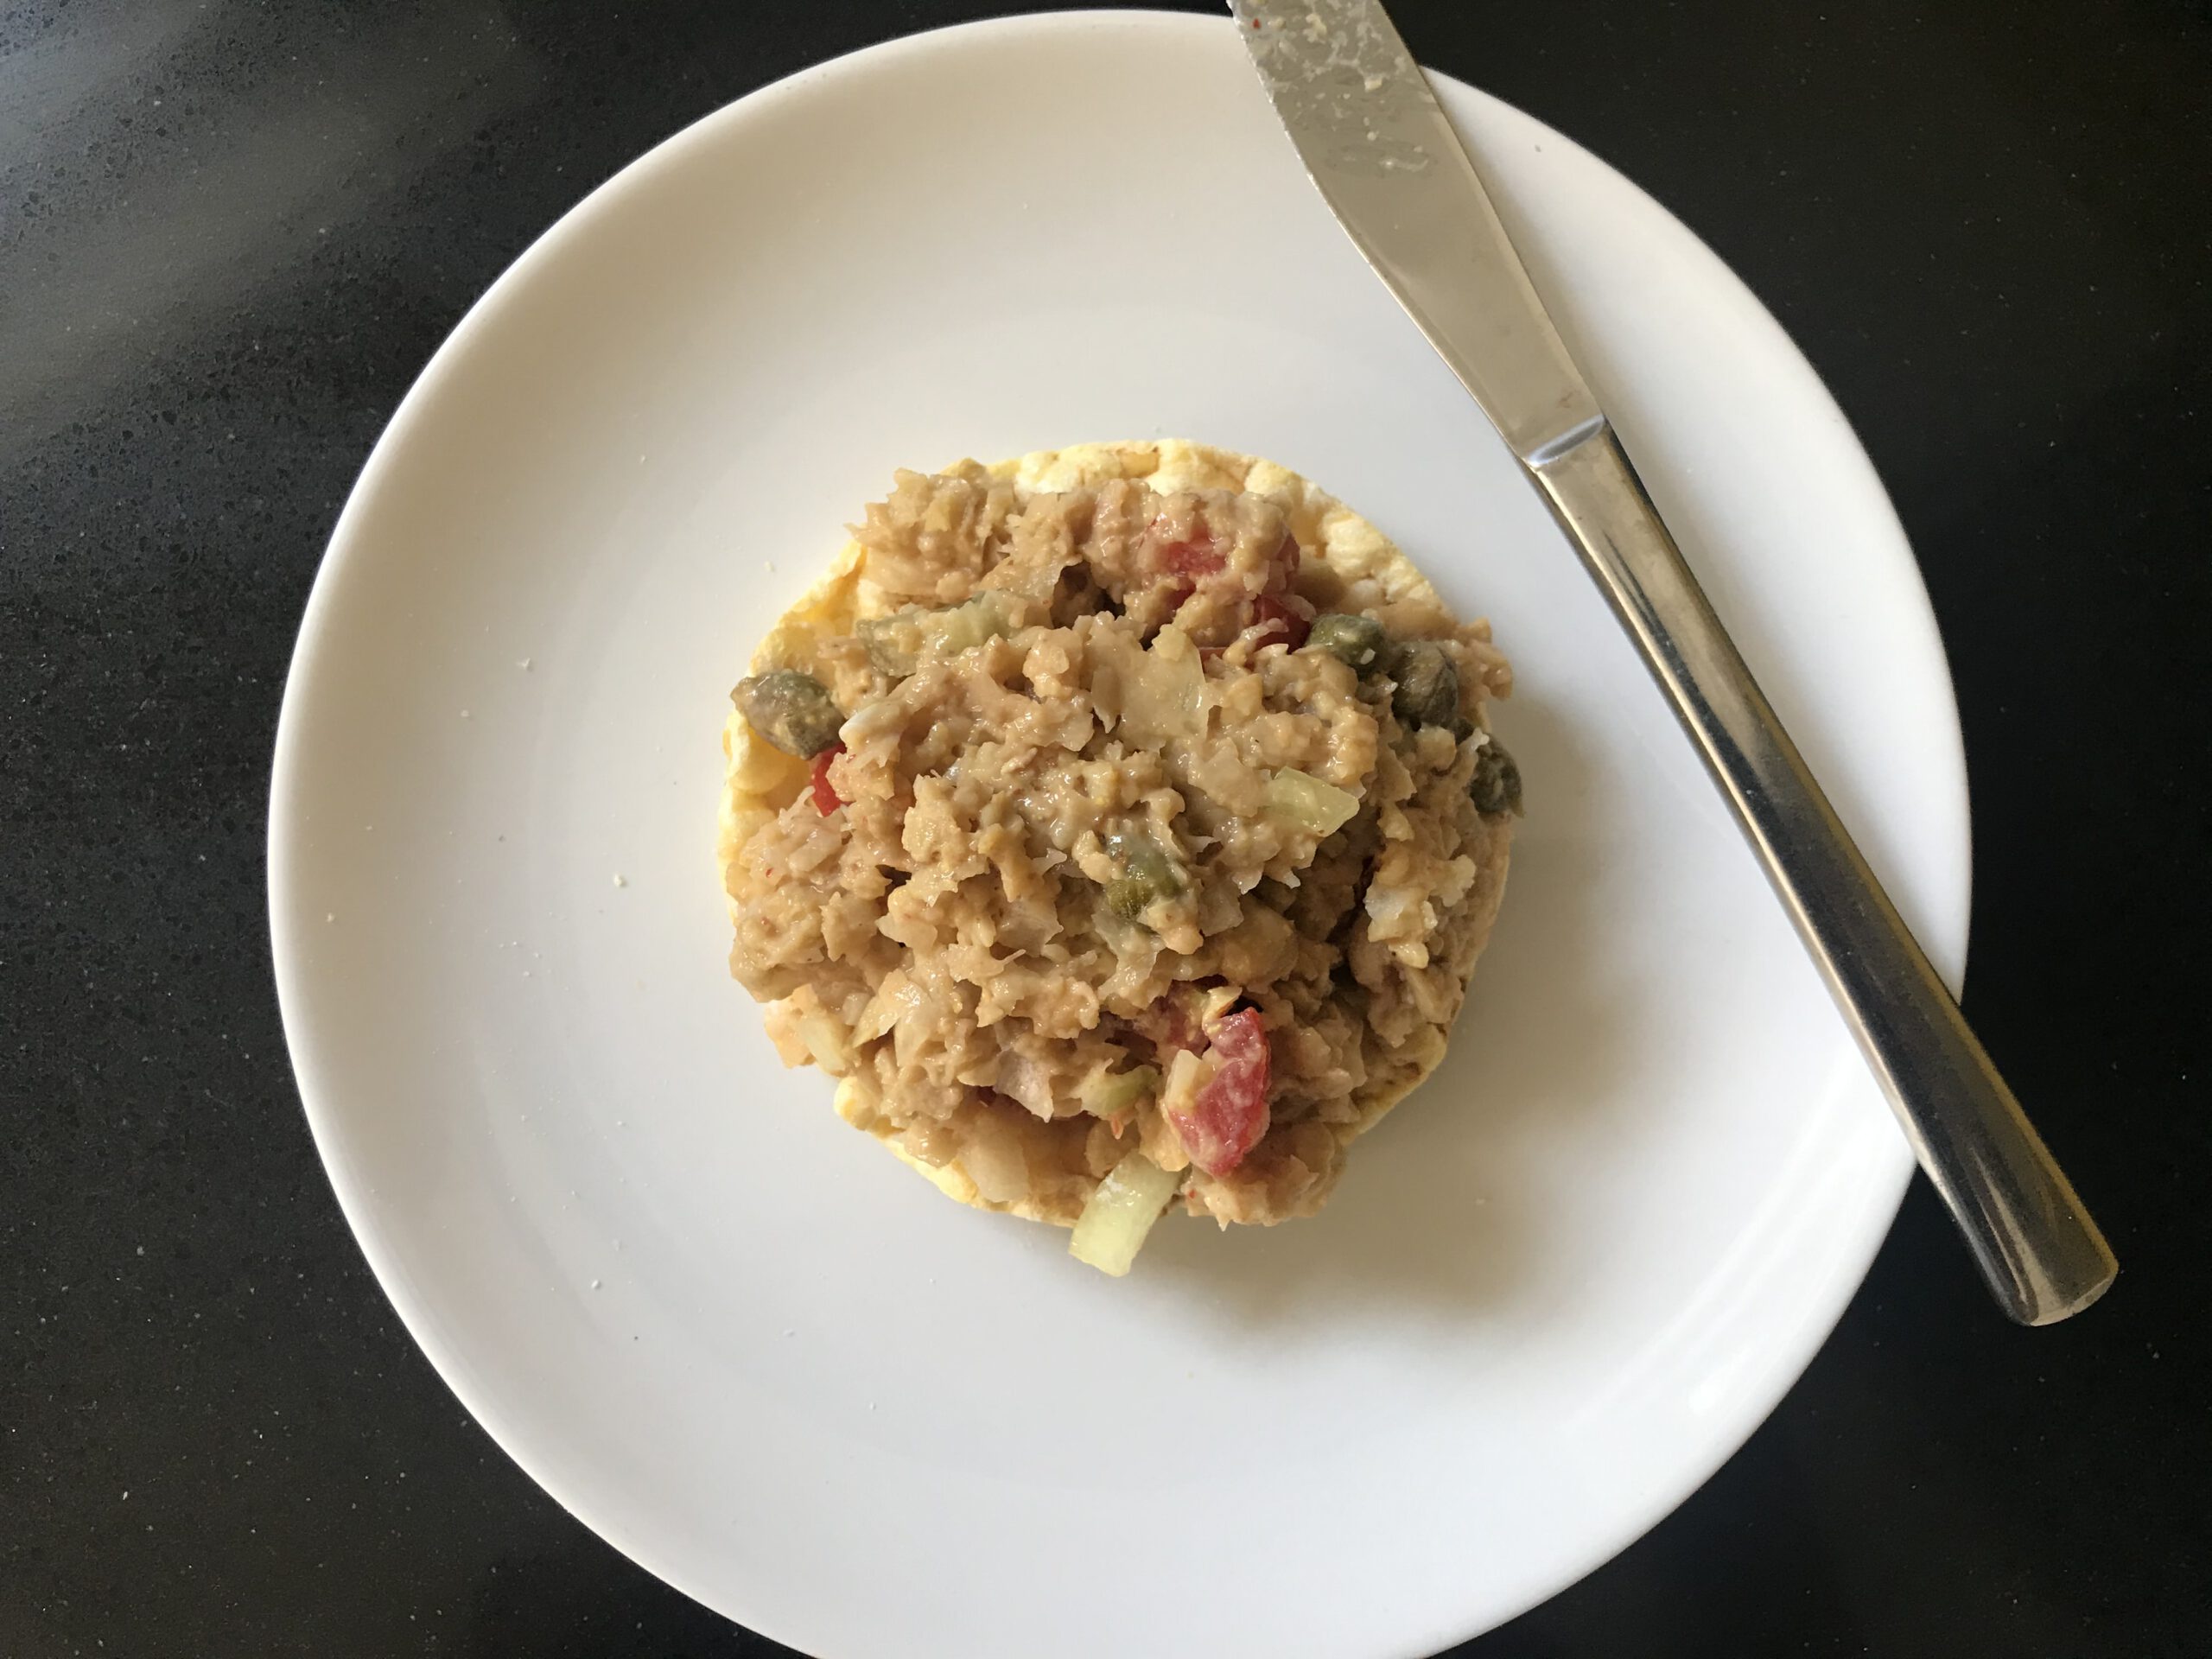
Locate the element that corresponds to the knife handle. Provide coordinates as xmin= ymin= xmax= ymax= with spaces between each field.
xmin=1529 ymin=427 xmax=2115 ymax=1325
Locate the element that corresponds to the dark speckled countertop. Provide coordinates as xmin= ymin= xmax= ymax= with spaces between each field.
xmin=3 ymin=3 xmax=2207 ymax=1655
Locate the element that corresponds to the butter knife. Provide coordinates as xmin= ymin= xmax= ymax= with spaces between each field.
xmin=1229 ymin=0 xmax=2114 ymax=1324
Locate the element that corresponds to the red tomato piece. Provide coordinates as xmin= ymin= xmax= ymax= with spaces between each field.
xmin=1170 ymin=1007 xmax=1272 ymax=1177
xmin=1158 ymin=525 xmax=1224 ymax=579
xmin=1250 ymin=593 xmax=1313 ymax=651
xmin=809 ymin=742 xmax=847 ymax=815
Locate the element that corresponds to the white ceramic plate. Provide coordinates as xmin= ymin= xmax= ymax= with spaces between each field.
xmin=270 ymin=12 xmax=1967 ymax=1656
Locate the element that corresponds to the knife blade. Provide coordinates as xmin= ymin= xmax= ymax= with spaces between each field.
xmin=1230 ymin=0 xmax=2117 ymax=1325
xmin=1226 ymin=0 xmax=1601 ymax=461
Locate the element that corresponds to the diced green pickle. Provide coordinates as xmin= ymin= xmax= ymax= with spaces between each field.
xmin=1470 ymin=740 xmax=1523 ymax=816
xmin=731 ymin=669 xmax=844 ymax=757
xmin=855 ymin=614 xmax=918 ymax=677
xmin=1385 ymin=639 xmax=1460 ymax=729
xmin=1306 ymin=612 xmax=1387 ymax=672
xmin=856 ymin=594 xmax=1011 ymax=679
xmin=920 ymin=594 xmax=1011 ymax=655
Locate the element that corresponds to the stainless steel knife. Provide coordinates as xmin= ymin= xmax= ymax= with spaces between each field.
xmin=1229 ymin=0 xmax=2115 ymax=1324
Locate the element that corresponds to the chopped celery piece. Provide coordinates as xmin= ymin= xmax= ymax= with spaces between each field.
xmin=1080 ymin=1064 xmax=1160 ymax=1119
xmin=1069 ymin=1155 xmax=1181 ymax=1276
xmin=1266 ymin=767 xmax=1359 ymax=836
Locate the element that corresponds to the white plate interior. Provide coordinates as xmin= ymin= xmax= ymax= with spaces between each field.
xmin=270 ymin=14 xmax=1967 ymax=1658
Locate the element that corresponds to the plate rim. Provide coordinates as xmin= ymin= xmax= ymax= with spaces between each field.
xmin=268 ymin=9 xmax=1967 ymax=1652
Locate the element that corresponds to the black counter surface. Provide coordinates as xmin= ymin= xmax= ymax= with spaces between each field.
xmin=4 ymin=2 xmax=2207 ymax=1654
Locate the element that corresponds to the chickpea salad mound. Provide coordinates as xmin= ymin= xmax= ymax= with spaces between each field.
xmin=718 ymin=441 xmax=1520 ymax=1274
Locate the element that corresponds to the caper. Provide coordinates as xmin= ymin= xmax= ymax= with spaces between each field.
xmin=1306 ymin=612 xmax=1387 ymax=672
xmin=1470 ymin=740 xmax=1522 ymax=816
xmin=1384 ymin=640 xmax=1460 ymax=729
xmin=731 ymin=669 xmax=844 ymax=757
xmin=1104 ymin=875 xmax=1159 ymax=919
xmin=1103 ymin=833 xmax=1183 ymax=920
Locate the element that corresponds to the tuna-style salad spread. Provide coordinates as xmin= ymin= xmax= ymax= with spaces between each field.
xmin=717 ymin=441 xmax=1519 ymax=1274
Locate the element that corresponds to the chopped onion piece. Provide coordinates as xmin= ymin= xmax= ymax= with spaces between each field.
xmin=794 ymin=1007 xmax=852 ymax=1076
xmin=849 ymin=970 xmax=908 ymax=1046
xmin=1266 ymin=767 xmax=1359 ymax=836
xmin=1101 ymin=625 xmax=1205 ymax=743
xmin=995 ymin=1052 xmax=1058 ymax=1119
xmin=1069 ymin=1155 xmax=1181 ymax=1276
xmin=959 ymin=1113 xmax=1031 ymax=1205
